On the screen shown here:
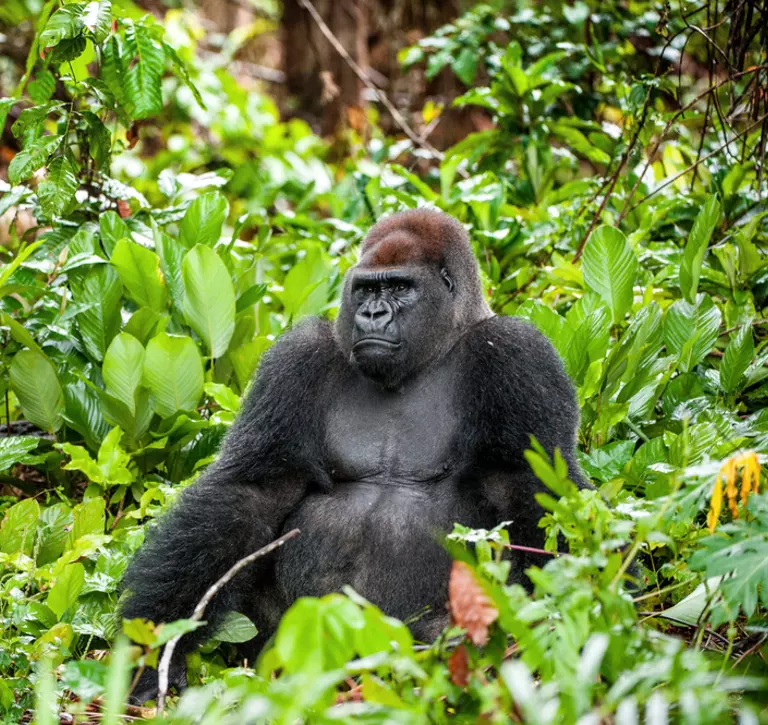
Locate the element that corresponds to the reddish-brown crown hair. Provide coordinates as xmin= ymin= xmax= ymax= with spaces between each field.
xmin=359 ymin=209 xmax=447 ymax=267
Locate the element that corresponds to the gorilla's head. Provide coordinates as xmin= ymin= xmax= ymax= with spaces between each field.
xmin=336 ymin=209 xmax=493 ymax=389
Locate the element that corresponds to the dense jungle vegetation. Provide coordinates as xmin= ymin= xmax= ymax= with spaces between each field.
xmin=1 ymin=0 xmax=768 ymax=722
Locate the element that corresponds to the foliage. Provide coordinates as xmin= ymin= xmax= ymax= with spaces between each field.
xmin=1 ymin=0 xmax=768 ymax=722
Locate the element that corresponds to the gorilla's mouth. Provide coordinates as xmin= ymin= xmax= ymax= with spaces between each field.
xmin=353 ymin=338 xmax=401 ymax=351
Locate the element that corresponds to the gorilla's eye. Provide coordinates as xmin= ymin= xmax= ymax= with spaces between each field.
xmin=393 ymin=282 xmax=409 ymax=293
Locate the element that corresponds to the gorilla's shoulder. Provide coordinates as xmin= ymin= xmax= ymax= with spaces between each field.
xmin=259 ymin=317 xmax=339 ymax=373
xmin=462 ymin=315 xmax=566 ymax=371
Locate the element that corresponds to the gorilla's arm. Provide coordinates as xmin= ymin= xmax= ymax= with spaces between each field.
xmin=464 ymin=316 xmax=589 ymax=564
xmin=120 ymin=319 xmax=335 ymax=648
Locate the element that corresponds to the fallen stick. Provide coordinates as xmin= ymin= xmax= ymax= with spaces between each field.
xmin=156 ymin=528 xmax=302 ymax=714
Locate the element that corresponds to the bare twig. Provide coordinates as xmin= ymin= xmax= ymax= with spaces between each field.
xmin=296 ymin=0 xmax=444 ymax=161
xmin=616 ymin=65 xmax=767 ymax=223
xmin=156 ymin=528 xmax=301 ymax=714
xmin=625 ymin=111 xmax=768 ymax=215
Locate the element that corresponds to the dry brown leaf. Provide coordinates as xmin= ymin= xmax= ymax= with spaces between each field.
xmin=449 ymin=561 xmax=498 ymax=646
xmin=448 ymin=643 xmax=470 ymax=687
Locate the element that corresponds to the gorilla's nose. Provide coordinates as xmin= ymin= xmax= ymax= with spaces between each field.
xmin=356 ymin=299 xmax=393 ymax=333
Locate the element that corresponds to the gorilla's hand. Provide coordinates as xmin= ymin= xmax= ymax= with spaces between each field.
xmin=127 ymin=660 xmax=188 ymax=705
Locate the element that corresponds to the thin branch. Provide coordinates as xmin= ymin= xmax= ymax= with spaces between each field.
xmin=156 ymin=528 xmax=301 ymax=714
xmin=616 ymin=65 xmax=766 ymax=224
xmin=625 ymin=111 xmax=768 ymax=215
xmin=296 ymin=0 xmax=444 ymax=161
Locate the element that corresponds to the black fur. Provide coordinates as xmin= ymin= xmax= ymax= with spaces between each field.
xmin=121 ymin=209 xmax=587 ymax=701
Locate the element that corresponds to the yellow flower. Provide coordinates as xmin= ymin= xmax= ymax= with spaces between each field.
xmin=708 ymin=451 xmax=761 ymax=533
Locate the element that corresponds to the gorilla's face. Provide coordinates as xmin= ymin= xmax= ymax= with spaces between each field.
xmin=338 ymin=264 xmax=456 ymax=389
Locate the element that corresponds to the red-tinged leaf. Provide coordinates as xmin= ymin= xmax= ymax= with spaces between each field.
xmin=448 ymin=561 xmax=498 ymax=646
xmin=117 ymin=199 xmax=131 ymax=218
xmin=448 ymin=643 xmax=470 ymax=687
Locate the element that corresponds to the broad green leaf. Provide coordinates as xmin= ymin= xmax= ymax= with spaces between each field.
xmin=123 ymin=307 xmax=165 ymax=345
xmin=102 ymin=35 xmax=129 ymax=108
xmin=680 ymin=195 xmax=721 ymax=303
xmin=582 ymin=225 xmax=637 ymax=324
xmin=720 ymin=322 xmax=754 ymax=393
xmin=144 ymin=333 xmax=204 ymax=417
xmin=28 ymin=71 xmax=56 ymax=103
xmin=40 ymin=4 xmax=85 ymax=47
xmin=47 ymin=563 xmax=86 ymax=619
xmin=110 ymin=238 xmax=168 ymax=312
xmin=100 ymin=387 xmax=154 ymax=442
xmin=9 ymin=350 xmax=64 ymax=433
xmin=8 ymin=135 xmax=60 ymax=184
xmin=178 ymin=192 xmax=228 ymax=249
xmin=99 ymin=211 xmax=130 ymax=258
xmin=12 ymin=102 xmax=66 ymax=141
xmin=278 ymin=246 xmax=330 ymax=321
xmin=0 ymin=98 xmax=17 ymax=131
xmin=81 ymin=0 xmax=112 ymax=43
xmin=124 ymin=21 xmax=164 ymax=119
xmin=0 ymin=436 xmax=39 ymax=473
xmin=452 ymin=47 xmax=478 ymax=85
xmin=213 ymin=612 xmax=258 ymax=643
xmin=73 ymin=266 xmax=122 ymax=361
xmin=664 ymin=294 xmax=722 ymax=373
xmin=0 ymin=498 xmax=40 ymax=555
xmin=38 ymin=156 xmax=79 ymax=218
xmin=103 ymin=333 xmax=146 ymax=413
xmin=154 ymin=228 xmax=185 ymax=310
xmin=181 ymin=245 xmax=235 ymax=357
xmin=70 ymin=497 xmax=106 ymax=542
xmin=63 ymin=380 xmax=110 ymax=451
xmin=61 ymin=660 xmax=108 ymax=703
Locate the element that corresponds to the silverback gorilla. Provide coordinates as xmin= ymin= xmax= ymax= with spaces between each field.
xmin=121 ymin=209 xmax=587 ymax=699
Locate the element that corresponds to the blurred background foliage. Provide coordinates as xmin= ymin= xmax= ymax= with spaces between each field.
xmin=1 ymin=0 xmax=768 ymax=722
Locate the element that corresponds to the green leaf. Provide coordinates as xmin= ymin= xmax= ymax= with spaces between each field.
xmin=61 ymin=660 xmax=107 ymax=704
xmin=582 ymin=225 xmax=638 ymax=324
xmin=110 ymin=238 xmax=168 ymax=312
xmin=213 ymin=611 xmax=258 ymax=643
xmin=8 ymin=135 xmax=60 ymax=184
xmin=99 ymin=211 xmax=129 ymax=258
xmin=81 ymin=0 xmax=112 ymax=43
xmin=28 ymin=71 xmax=56 ymax=103
xmin=40 ymin=4 xmax=85 ymax=48
xmin=154 ymin=228 xmax=185 ymax=310
xmin=82 ymin=111 xmax=111 ymax=170
xmin=0 ymin=98 xmax=17 ymax=131
xmin=38 ymin=156 xmax=79 ymax=218
xmin=47 ymin=563 xmax=86 ymax=619
xmin=452 ymin=47 xmax=478 ymax=85
xmin=73 ymin=266 xmax=123 ymax=361
xmin=680 ymin=195 xmax=721 ymax=303
xmin=664 ymin=294 xmax=722 ymax=373
xmin=179 ymin=192 xmax=228 ymax=249
xmin=124 ymin=21 xmax=164 ymax=119
xmin=204 ymin=382 xmax=241 ymax=413
xmin=143 ymin=332 xmax=204 ymax=417
xmin=63 ymin=380 xmax=110 ymax=451
xmin=181 ymin=245 xmax=235 ymax=357
xmin=0 ymin=498 xmax=40 ymax=555
xmin=102 ymin=35 xmax=129 ymax=109
xmin=0 ymin=436 xmax=40 ymax=473
xmin=9 ymin=350 xmax=64 ymax=433
xmin=103 ymin=333 xmax=145 ymax=414
xmin=720 ymin=322 xmax=754 ymax=393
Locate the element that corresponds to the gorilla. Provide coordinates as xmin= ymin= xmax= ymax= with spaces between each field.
xmin=121 ymin=209 xmax=587 ymax=698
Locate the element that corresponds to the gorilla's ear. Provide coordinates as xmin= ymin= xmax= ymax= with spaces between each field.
xmin=440 ymin=268 xmax=455 ymax=294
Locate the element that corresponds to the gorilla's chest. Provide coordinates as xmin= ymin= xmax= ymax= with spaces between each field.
xmin=325 ymin=366 xmax=461 ymax=483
